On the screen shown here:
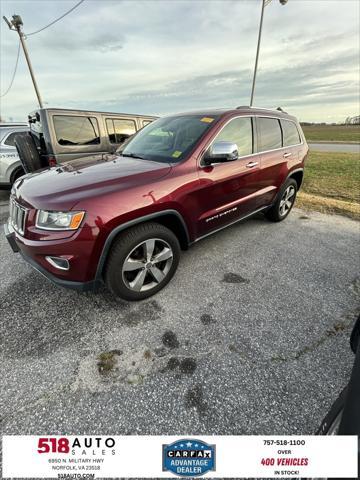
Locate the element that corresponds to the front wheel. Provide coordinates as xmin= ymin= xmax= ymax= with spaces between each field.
xmin=105 ymin=222 xmax=180 ymax=301
xmin=264 ymin=178 xmax=298 ymax=222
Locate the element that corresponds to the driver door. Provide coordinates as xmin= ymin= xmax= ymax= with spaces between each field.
xmin=196 ymin=116 xmax=262 ymax=238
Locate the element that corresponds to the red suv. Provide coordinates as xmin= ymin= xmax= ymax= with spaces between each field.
xmin=5 ymin=107 xmax=308 ymax=301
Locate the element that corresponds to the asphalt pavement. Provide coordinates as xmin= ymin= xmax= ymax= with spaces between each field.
xmin=309 ymin=142 xmax=360 ymax=153
xmin=1 ymin=194 xmax=359 ymax=441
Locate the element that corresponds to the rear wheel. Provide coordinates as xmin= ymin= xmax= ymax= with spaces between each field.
xmin=265 ymin=178 xmax=297 ymax=222
xmin=14 ymin=132 xmax=42 ymax=173
xmin=105 ymin=222 xmax=180 ymax=301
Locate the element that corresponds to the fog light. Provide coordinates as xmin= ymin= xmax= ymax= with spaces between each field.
xmin=45 ymin=256 xmax=70 ymax=271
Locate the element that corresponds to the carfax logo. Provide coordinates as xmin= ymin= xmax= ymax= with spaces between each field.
xmin=163 ymin=438 xmax=216 ymax=477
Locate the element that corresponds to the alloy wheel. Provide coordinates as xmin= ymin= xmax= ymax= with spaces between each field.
xmin=122 ymin=238 xmax=174 ymax=292
xmin=279 ymin=185 xmax=296 ymax=217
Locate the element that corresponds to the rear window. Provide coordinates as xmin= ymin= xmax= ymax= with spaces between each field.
xmin=53 ymin=115 xmax=100 ymax=146
xmin=257 ymin=117 xmax=282 ymax=152
xmin=4 ymin=132 xmax=24 ymax=146
xmin=106 ymin=118 xmax=136 ymax=144
xmin=281 ymin=119 xmax=301 ymax=146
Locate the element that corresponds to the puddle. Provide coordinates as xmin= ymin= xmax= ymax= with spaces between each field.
xmin=179 ymin=358 xmax=197 ymax=374
xmin=200 ymin=314 xmax=216 ymax=325
xmin=162 ymin=330 xmax=179 ymax=349
xmin=185 ymin=384 xmax=208 ymax=416
xmin=222 ymin=272 xmax=250 ymax=284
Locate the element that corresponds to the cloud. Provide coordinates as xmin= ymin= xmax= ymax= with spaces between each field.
xmin=0 ymin=0 xmax=359 ymax=122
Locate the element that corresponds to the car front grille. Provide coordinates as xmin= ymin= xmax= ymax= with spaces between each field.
xmin=9 ymin=197 xmax=28 ymax=235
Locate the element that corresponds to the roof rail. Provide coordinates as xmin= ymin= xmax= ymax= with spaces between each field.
xmin=236 ymin=106 xmax=288 ymax=114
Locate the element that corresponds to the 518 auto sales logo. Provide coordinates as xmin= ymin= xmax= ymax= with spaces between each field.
xmin=37 ymin=437 xmax=116 ymax=456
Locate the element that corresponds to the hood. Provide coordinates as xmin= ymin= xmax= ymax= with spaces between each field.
xmin=13 ymin=154 xmax=172 ymax=210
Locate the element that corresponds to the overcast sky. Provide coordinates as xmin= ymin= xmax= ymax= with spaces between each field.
xmin=0 ymin=0 xmax=359 ymax=122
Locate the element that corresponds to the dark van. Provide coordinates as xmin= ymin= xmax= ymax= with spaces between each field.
xmin=15 ymin=108 xmax=157 ymax=172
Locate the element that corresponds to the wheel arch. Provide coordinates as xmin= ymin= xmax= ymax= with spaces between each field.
xmin=287 ymin=168 xmax=304 ymax=190
xmin=10 ymin=165 xmax=26 ymax=185
xmin=95 ymin=210 xmax=190 ymax=281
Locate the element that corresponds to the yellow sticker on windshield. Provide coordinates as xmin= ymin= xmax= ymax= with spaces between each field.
xmin=200 ymin=117 xmax=214 ymax=123
xmin=172 ymin=150 xmax=182 ymax=158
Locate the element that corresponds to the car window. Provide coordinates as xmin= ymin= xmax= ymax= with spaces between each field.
xmin=119 ymin=115 xmax=219 ymax=163
xmin=213 ymin=117 xmax=253 ymax=157
xmin=142 ymin=120 xmax=153 ymax=127
xmin=257 ymin=117 xmax=282 ymax=152
xmin=53 ymin=115 xmax=100 ymax=146
xmin=4 ymin=131 xmax=26 ymax=146
xmin=281 ymin=120 xmax=301 ymax=146
xmin=106 ymin=118 xmax=136 ymax=144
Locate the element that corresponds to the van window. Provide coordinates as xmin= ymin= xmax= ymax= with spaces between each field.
xmin=281 ymin=120 xmax=301 ymax=146
xmin=214 ymin=117 xmax=253 ymax=156
xmin=53 ymin=116 xmax=100 ymax=146
xmin=106 ymin=118 xmax=136 ymax=144
xmin=257 ymin=117 xmax=282 ymax=152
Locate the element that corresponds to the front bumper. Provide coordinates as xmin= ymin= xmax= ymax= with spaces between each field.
xmin=4 ymin=222 xmax=100 ymax=292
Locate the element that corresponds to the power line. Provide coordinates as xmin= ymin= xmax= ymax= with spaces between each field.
xmin=26 ymin=0 xmax=85 ymax=37
xmin=0 ymin=38 xmax=21 ymax=98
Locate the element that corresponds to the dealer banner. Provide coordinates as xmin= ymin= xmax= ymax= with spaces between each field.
xmin=2 ymin=435 xmax=358 ymax=478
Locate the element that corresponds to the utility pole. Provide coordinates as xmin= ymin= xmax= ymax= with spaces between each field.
xmin=3 ymin=14 xmax=43 ymax=108
xmin=250 ymin=0 xmax=288 ymax=107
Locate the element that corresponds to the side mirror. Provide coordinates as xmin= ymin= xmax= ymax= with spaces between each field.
xmin=203 ymin=141 xmax=239 ymax=165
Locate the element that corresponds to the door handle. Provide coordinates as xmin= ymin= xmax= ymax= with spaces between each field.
xmin=246 ymin=161 xmax=258 ymax=168
xmin=283 ymin=152 xmax=292 ymax=158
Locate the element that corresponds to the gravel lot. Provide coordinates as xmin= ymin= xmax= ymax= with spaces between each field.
xmin=0 ymin=188 xmax=359 ymax=441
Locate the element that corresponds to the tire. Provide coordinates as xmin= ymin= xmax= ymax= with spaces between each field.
xmin=105 ymin=222 xmax=180 ymax=301
xmin=264 ymin=178 xmax=298 ymax=222
xmin=10 ymin=166 xmax=25 ymax=185
xmin=14 ymin=132 xmax=42 ymax=173
xmin=316 ymin=387 xmax=347 ymax=435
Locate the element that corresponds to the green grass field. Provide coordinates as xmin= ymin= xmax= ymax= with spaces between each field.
xmin=302 ymin=124 xmax=360 ymax=143
xmin=297 ymin=151 xmax=360 ymax=219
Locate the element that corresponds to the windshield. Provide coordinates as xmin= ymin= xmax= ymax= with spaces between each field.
xmin=118 ymin=114 xmax=219 ymax=163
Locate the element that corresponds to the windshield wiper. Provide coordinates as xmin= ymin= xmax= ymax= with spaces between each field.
xmin=120 ymin=152 xmax=146 ymax=160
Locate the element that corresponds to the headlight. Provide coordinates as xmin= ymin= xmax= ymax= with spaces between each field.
xmin=36 ymin=210 xmax=85 ymax=230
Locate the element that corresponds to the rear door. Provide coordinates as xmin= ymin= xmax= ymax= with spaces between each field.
xmin=255 ymin=117 xmax=285 ymax=208
xmin=280 ymin=118 xmax=303 ymax=163
xmin=0 ymin=129 xmax=28 ymax=182
xmin=196 ymin=116 xmax=263 ymax=238
xmin=256 ymin=117 xmax=304 ymax=207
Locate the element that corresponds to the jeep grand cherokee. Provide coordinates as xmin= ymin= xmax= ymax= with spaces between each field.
xmin=4 ymin=107 xmax=308 ymax=301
